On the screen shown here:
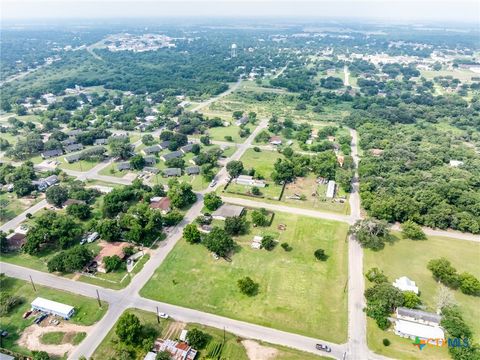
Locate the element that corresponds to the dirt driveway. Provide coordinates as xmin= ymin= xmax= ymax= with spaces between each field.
xmin=18 ymin=321 xmax=92 ymax=356
xmin=242 ymin=340 xmax=278 ymax=360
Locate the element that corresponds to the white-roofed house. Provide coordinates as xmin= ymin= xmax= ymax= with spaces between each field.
xmin=326 ymin=180 xmax=336 ymax=199
xmin=31 ymin=297 xmax=75 ymax=319
xmin=393 ymin=276 xmax=419 ymax=294
xmin=394 ymin=307 xmax=445 ymax=345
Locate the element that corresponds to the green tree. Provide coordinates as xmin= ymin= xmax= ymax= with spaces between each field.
xmin=104 ymin=255 xmax=123 ymax=272
xmin=46 ymin=185 xmax=69 ymax=207
xmin=13 ymin=178 xmax=34 ymax=197
xmin=203 ymin=227 xmax=235 ymax=257
xmin=365 ymin=283 xmax=404 ymax=330
xmin=403 ymin=291 xmax=421 ymax=308
xmin=116 ymin=313 xmax=142 ymax=345
xmin=427 ymin=258 xmax=461 ymax=289
xmin=251 ymin=208 xmax=269 ymax=226
xmin=271 ymin=159 xmax=295 ymax=184
xmin=97 ymin=218 xmax=122 ymax=242
xmin=167 ymin=181 xmax=197 ymax=209
xmin=47 ymin=246 xmax=93 ymax=273
xmin=401 ymin=220 xmax=426 ymax=240
xmin=142 ymin=134 xmax=155 ymax=145
xmin=32 ymin=351 xmax=50 ymax=360
xmin=130 ymin=154 xmax=146 ymax=170
xmin=156 ymin=351 xmax=172 ymax=360
xmin=0 ymin=231 xmax=8 ymax=253
xmin=109 ymin=138 xmax=132 ymax=160
xmin=365 ymin=268 xmax=388 ymax=284
xmin=349 ymin=219 xmax=391 ymax=251
xmin=186 ymin=328 xmax=211 ymax=349
xmin=226 ymin=160 xmax=244 ymax=178
xmin=314 ymin=248 xmax=328 ymax=261
xmin=224 ymin=216 xmax=248 ymax=236
xmin=238 ymin=276 xmax=259 ymax=296
xmin=200 ymin=135 xmax=210 ymax=146
xmin=261 ymin=235 xmax=276 ymax=251
xmin=183 ymin=224 xmax=202 ymax=244
xmin=66 ymin=203 xmax=91 ymax=220
xmin=203 ymin=192 xmax=222 ymax=211
xmin=459 ymin=272 xmax=480 ymax=296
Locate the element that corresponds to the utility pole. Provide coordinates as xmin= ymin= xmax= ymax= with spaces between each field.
xmin=96 ymin=289 xmax=102 ymax=307
xmin=223 ymin=326 xmax=226 ymax=344
xmin=156 ymin=306 xmax=160 ymax=323
xmin=29 ymin=275 xmax=36 ymax=292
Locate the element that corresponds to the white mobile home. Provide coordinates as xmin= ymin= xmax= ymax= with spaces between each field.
xmin=31 ymin=297 xmax=75 ymax=319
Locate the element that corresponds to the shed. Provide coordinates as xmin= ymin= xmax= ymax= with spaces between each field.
xmin=393 ymin=276 xmax=419 ymax=294
xmin=326 ymin=180 xmax=336 ymax=199
xmin=31 ymin=297 xmax=75 ymax=319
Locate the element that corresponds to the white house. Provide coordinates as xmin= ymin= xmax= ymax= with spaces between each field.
xmin=394 ymin=307 xmax=445 ymax=344
xmin=31 ymin=297 xmax=75 ymax=319
xmin=235 ymin=175 xmax=266 ymax=188
xmin=326 ymin=180 xmax=336 ymax=199
xmin=393 ymin=276 xmax=419 ymax=294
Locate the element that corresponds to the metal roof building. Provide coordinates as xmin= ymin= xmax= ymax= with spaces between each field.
xmin=31 ymin=297 xmax=75 ymax=319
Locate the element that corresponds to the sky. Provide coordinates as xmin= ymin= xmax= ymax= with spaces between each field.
xmin=1 ymin=0 xmax=479 ymax=23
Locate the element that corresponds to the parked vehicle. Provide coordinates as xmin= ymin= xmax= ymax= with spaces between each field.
xmin=87 ymin=232 xmax=99 ymax=243
xmin=209 ymin=180 xmax=217 ymax=187
xmin=23 ymin=310 xmax=32 ymax=319
xmin=34 ymin=314 xmax=48 ymax=325
xmin=1 ymin=330 xmax=8 ymax=338
xmin=158 ymin=312 xmax=169 ymax=319
xmin=316 ymin=344 xmax=331 ymax=352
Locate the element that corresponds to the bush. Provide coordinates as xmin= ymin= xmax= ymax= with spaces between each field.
xmin=203 ymin=192 xmax=222 ymax=211
xmin=459 ymin=272 xmax=480 ymax=296
xmin=281 ymin=242 xmax=292 ymax=251
xmin=251 ymin=186 xmax=261 ymax=196
xmin=314 ymin=248 xmax=328 ymax=261
xmin=224 ymin=136 xmax=233 ymax=142
xmin=427 ymin=258 xmax=461 ymax=289
xmin=401 ymin=220 xmax=426 ymax=240
xmin=251 ymin=208 xmax=269 ymax=226
xmin=403 ymin=291 xmax=421 ymax=308
xmin=365 ymin=267 xmax=388 ymax=284
xmin=224 ymin=216 xmax=248 ymax=236
xmin=0 ymin=292 xmax=23 ymax=316
xmin=238 ymin=277 xmax=259 ymax=296
xmin=253 ymin=146 xmax=261 ymax=152
xmin=382 ymin=338 xmax=390 ymax=346
xmin=183 ymin=224 xmax=202 ymax=244
xmin=103 ymin=255 xmax=123 ymax=273
xmin=261 ymin=235 xmax=276 ymax=251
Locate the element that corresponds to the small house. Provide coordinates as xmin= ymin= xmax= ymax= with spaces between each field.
xmin=94 ymin=138 xmax=108 ymax=145
xmin=236 ymin=115 xmax=248 ymax=126
xmin=158 ymin=141 xmax=171 ymax=150
xmin=393 ymin=276 xmax=419 ymax=294
xmin=142 ymin=145 xmax=162 ymax=156
xmin=117 ymin=162 xmax=131 ymax=171
xmin=41 ymin=149 xmax=63 ymax=159
xmin=326 ymin=180 xmax=336 ymax=199
xmin=161 ymin=151 xmax=183 ymax=162
xmin=144 ymin=156 xmax=157 ymax=166
xmin=150 ymin=197 xmax=171 ymax=214
xmin=65 ymin=154 xmax=81 ymax=163
xmin=269 ymin=136 xmax=282 ymax=146
xmin=235 ymin=175 xmax=266 ymax=188
xmin=163 ymin=168 xmax=181 ymax=177
xmin=185 ymin=166 xmax=200 ymax=175
xmin=180 ymin=144 xmax=194 ymax=154
xmin=64 ymin=143 xmax=84 ymax=153
xmin=212 ymin=204 xmax=245 ymax=220
xmin=143 ymin=167 xmax=160 ymax=174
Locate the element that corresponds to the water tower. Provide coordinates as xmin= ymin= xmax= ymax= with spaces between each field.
xmin=231 ymin=43 xmax=237 ymax=58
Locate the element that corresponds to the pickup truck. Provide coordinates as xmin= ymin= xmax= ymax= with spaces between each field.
xmin=316 ymin=343 xmax=331 ymax=352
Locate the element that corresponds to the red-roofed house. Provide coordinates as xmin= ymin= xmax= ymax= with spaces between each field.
xmin=149 ymin=197 xmax=171 ymax=215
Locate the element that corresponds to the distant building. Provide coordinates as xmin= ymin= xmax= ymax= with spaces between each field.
xmin=185 ymin=166 xmax=200 ymax=175
xmin=32 ymin=175 xmax=58 ymax=191
xmin=394 ymin=307 xmax=444 ymax=345
xmin=31 ymin=297 xmax=75 ymax=319
xmin=117 ymin=162 xmax=131 ymax=171
xmin=212 ymin=204 xmax=245 ymax=220
xmin=449 ymin=160 xmax=464 ymax=167
xmin=94 ymin=138 xmax=108 ymax=145
xmin=180 ymin=144 xmax=194 ymax=154
xmin=161 ymin=151 xmax=183 ymax=162
xmin=61 ymin=138 xmax=76 ymax=146
xmin=144 ymin=156 xmax=157 ymax=166
xmin=269 ymin=136 xmax=282 ymax=145
xmin=163 ymin=168 xmax=181 ymax=177
xmin=326 ymin=180 xmax=336 ymax=199
xmin=144 ymin=167 xmax=160 ymax=174
xmin=41 ymin=149 xmax=63 ymax=159
xmin=65 ymin=154 xmax=81 ymax=163
xmin=235 ymin=115 xmax=248 ymax=126
xmin=150 ymin=197 xmax=171 ymax=214
xmin=142 ymin=145 xmax=162 ymax=155
xmin=393 ymin=276 xmax=419 ymax=294
xmin=158 ymin=141 xmax=171 ymax=150
xmin=235 ymin=175 xmax=266 ymax=188
xmin=64 ymin=143 xmax=84 ymax=153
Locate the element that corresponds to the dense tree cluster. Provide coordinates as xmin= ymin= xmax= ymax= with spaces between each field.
xmin=428 ymin=258 xmax=480 ymax=296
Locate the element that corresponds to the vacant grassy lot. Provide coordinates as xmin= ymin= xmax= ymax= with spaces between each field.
xmin=0 ymin=192 xmax=43 ymax=225
xmin=141 ymin=211 xmax=349 ymax=342
xmin=58 ymin=158 xmax=99 ymax=171
xmin=364 ymin=234 xmax=480 ymax=358
xmin=93 ymin=308 xmax=325 ymax=360
xmin=40 ymin=331 xmax=86 ymax=345
xmin=240 ymin=148 xmax=282 ymax=178
xmin=0 ymin=276 xmax=107 ymax=355
xmin=203 ymin=123 xmax=256 ymax=143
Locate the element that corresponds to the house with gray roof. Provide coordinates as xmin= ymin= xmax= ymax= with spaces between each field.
xmin=144 ymin=167 xmax=160 ymax=174
xmin=212 ymin=204 xmax=245 ymax=220
xmin=64 ymin=143 xmax=84 ymax=153
xmin=160 ymin=151 xmax=183 ymax=162
xmin=163 ymin=168 xmax=182 ymax=177
xmin=185 ymin=166 xmax=200 ymax=175
xmin=117 ymin=162 xmax=131 ymax=171
xmin=158 ymin=141 xmax=171 ymax=150
xmin=41 ymin=149 xmax=63 ymax=159
xmin=94 ymin=138 xmax=108 ymax=145
xmin=180 ymin=144 xmax=195 ymax=154
xmin=142 ymin=145 xmax=162 ymax=155
xmin=61 ymin=138 xmax=76 ymax=146
xmin=144 ymin=156 xmax=157 ymax=166
xmin=65 ymin=154 xmax=81 ymax=163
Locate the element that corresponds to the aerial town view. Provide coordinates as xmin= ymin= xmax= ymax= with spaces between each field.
xmin=0 ymin=0 xmax=479 ymax=359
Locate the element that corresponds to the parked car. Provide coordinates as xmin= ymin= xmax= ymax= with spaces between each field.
xmin=315 ymin=344 xmax=331 ymax=352
xmin=80 ymin=238 xmax=87 ymax=245
xmin=34 ymin=314 xmax=48 ymax=325
xmin=158 ymin=312 xmax=169 ymax=319
xmin=23 ymin=310 xmax=32 ymax=319
xmin=87 ymin=232 xmax=99 ymax=243
xmin=1 ymin=330 xmax=8 ymax=338
xmin=209 ymin=180 xmax=217 ymax=187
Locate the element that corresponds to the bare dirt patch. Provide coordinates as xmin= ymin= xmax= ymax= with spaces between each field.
xmin=18 ymin=321 xmax=91 ymax=356
xmin=162 ymin=321 xmax=186 ymax=339
xmin=241 ymin=340 xmax=278 ymax=360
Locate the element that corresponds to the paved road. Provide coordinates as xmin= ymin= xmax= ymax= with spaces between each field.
xmin=221 ymin=196 xmax=352 ymax=223
xmin=190 ymin=77 xmax=242 ymax=113
xmin=0 ymin=199 xmax=48 ymax=232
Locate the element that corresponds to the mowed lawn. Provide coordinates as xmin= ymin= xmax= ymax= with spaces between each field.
xmin=0 ymin=276 xmax=108 ymax=355
xmin=364 ymin=235 xmax=480 ymax=359
xmin=240 ymin=148 xmax=282 ymax=179
xmin=141 ymin=212 xmax=349 ymax=342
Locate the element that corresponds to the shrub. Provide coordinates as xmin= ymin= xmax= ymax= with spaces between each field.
xmin=238 ymin=276 xmax=259 ymax=296
xmin=382 ymin=339 xmax=390 ymax=346
xmin=314 ymin=248 xmax=328 ymax=261
xmin=401 ymin=220 xmax=426 ymax=240
xmin=261 ymin=235 xmax=276 ymax=251
xmin=251 ymin=186 xmax=261 ymax=196
xmin=253 ymin=146 xmax=261 ymax=152
xmin=103 ymin=255 xmax=123 ymax=272
xmin=186 ymin=328 xmax=211 ymax=349
xmin=365 ymin=267 xmax=388 ymax=284
xmin=281 ymin=242 xmax=292 ymax=251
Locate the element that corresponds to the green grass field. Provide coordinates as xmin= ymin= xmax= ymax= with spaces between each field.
xmin=141 ymin=211 xmax=349 ymax=342
xmin=364 ymin=234 xmax=480 ymax=359
xmin=39 ymin=330 xmax=85 ymax=345
xmin=0 ymin=192 xmax=43 ymax=225
xmin=0 ymin=276 xmax=107 ymax=355
xmin=203 ymin=123 xmax=255 ymax=143
xmin=92 ymin=308 xmax=326 ymax=360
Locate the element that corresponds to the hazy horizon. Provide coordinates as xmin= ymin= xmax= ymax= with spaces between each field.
xmin=2 ymin=0 xmax=479 ymax=24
